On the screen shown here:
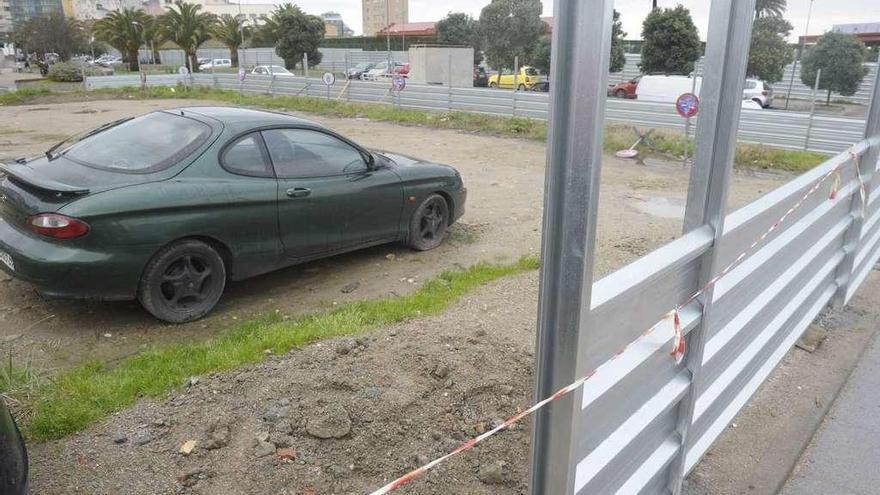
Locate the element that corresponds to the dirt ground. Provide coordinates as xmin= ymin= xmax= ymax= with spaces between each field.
xmin=0 ymin=98 xmax=790 ymax=376
xmin=26 ymin=263 xmax=880 ymax=495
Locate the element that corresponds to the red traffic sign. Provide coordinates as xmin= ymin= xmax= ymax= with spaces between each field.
xmin=675 ymin=93 xmax=700 ymax=118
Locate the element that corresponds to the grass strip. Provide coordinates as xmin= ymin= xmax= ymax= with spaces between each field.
xmin=19 ymin=255 xmax=539 ymax=442
xmin=0 ymin=85 xmax=826 ymax=172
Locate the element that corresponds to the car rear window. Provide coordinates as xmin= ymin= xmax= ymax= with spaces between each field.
xmin=63 ymin=112 xmax=211 ymax=173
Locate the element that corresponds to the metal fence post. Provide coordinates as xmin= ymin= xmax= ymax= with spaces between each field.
xmin=512 ymin=55 xmax=519 ymax=117
xmin=528 ymin=1 xmax=614 ymax=494
xmin=804 ymin=68 xmax=822 ymax=151
xmin=448 ymin=53 xmax=453 ymax=111
xmin=831 ymin=50 xmax=880 ymax=307
xmin=303 ymin=53 xmax=310 ymax=96
xmin=669 ymin=0 xmax=756 ymax=492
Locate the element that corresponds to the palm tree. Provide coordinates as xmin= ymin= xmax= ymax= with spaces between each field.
xmin=93 ymin=9 xmax=152 ymax=71
xmin=755 ymin=0 xmax=786 ymax=18
xmin=211 ymin=14 xmax=246 ymax=68
xmin=159 ymin=1 xmax=216 ymax=72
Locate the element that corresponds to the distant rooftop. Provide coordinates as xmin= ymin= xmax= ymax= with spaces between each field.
xmin=832 ymin=22 xmax=880 ymax=35
xmin=377 ymin=22 xmax=437 ymax=36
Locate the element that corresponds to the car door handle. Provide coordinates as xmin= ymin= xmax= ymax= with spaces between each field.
xmin=286 ymin=187 xmax=311 ymax=198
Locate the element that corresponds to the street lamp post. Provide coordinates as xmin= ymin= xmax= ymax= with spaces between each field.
xmin=386 ymin=0 xmax=391 ymax=65
xmin=784 ymin=0 xmax=815 ymax=110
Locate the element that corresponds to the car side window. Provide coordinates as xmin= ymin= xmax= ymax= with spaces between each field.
xmin=221 ymin=133 xmax=273 ymax=177
xmin=263 ymin=128 xmax=367 ymax=179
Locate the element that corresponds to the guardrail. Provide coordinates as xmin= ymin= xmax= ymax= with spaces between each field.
xmin=85 ymin=72 xmax=868 ymax=155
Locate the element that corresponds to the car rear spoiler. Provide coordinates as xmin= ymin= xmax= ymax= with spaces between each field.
xmin=0 ymin=163 xmax=90 ymax=195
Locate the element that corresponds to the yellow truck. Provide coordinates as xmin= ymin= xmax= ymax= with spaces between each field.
xmin=488 ymin=66 xmax=543 ymax=90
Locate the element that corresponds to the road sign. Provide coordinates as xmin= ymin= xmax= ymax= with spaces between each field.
xmin=238 ymin=67 xmax=246 ymax=82
xmin=178 ymin=65 xmax=189 ymax=76
xmin=392 ymin=75 xmax=406 ymax=92
xmin=676 ymin=92 xmax=700 ymax=118
xmin=322 ymin=72 xmax=336 ymax=86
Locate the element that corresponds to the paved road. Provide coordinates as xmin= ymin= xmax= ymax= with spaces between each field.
xmin=782 ymin=330 xmax=880 ymax=495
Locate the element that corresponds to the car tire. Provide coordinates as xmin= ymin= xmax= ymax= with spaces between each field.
xmin=407 ymin=194 xmax=449 ymax=251
xmin=752 ymin=98 xmax=763 ymax=107
xmin=489 ymin=81 xmax=497 ymax=88
xmin=138 ymin=239 xmax=227 ymax=323
xmin=517 ymin=83 xmax=526 ymax=91
xmin=615 ymin=89 xmax=627 ymax=98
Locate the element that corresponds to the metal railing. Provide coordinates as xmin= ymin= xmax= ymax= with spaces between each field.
xmin=85 ymin=72 xmax=869 ymax=155
xmin=529 ymin=1 xmax=880 ymax=494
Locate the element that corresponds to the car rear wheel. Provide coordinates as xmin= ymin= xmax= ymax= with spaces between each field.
xmin=138 ymin=240 xmax=226 ymax=323
xmin=517 ymin=83 xmax=526 ymax=91
xmin=615 ymin=89 xmax=627 ymax=98
xmin=407 ymin=194 xmax=449 ymax=251
xmin=489 ymin=81 xmax=497 ymax=88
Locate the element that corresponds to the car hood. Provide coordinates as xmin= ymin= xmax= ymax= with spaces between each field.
xmin=373 ymin=150 xmax=424 ymax=167
xmin=372 ymin=150 xmax=459 ymax=176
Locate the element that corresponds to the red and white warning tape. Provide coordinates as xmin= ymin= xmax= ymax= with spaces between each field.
xmin=368 ymin=149 xmax=865 ymax=495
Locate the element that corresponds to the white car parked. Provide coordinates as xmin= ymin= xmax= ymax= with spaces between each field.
xmin=251 ymin=65 xmax=295 ymax=77
xmin=743 ymin=78 xmax=773 ymax=108
xmin=199 ymin=58 xmax=232 ymax=71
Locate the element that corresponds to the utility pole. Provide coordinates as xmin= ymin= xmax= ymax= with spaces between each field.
xmin=785 ymin=0 xmax=815 ymax=109
xmin=385 ymin=0 xmax=392 ymax=65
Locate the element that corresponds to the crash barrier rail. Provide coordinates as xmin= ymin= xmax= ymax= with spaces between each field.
xmin=85 ymin=72 xmax=867 ymax=155
xmin=135 ymin=47 xmax=409 ymax=73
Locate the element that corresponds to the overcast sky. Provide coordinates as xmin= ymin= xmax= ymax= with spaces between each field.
xmin=249 ymin=0 xmax=880 ymax=41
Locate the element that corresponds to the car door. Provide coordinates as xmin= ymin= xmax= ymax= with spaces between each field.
xmin=262 ymin=127 xmax=403 ymax=259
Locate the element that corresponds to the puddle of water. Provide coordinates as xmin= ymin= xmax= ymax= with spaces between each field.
xmin=630 ymin=195 xmax=685 ymax=219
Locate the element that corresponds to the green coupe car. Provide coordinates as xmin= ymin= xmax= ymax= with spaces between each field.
xmin=0 ymin=107 xmax=466 ymax=322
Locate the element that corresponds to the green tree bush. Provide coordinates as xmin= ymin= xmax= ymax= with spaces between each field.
xmin=640 ymin=6 xmax=701 ymax=75
xmin=801 ymin=32 xmax=869 ymax=104
xmin=747 ymin=16 xmax=793 ymax=83
xmin=479 ymin=0 xmax=544 ymax=73
xmin=273 ymin=4 xmax=324 ymax=70
xmin=436 ymin=12 xmax=483 ymax=65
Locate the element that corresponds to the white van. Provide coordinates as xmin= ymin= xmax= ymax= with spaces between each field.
xmin=635 ymin=74 xmax=766 ymax=110
xmin=635 ymin=75 xmax=702 ymax=104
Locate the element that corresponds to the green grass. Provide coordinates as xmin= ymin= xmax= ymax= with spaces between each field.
xmin=20 ymin=255 xmax=539 ymax=442
xmin=0 ymin=87 xmax=52 ymax=105
xmin=0 ymin=85 xmax=827 ymax=171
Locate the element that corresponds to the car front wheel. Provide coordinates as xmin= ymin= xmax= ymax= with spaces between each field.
xmin=407 ymin=194 xmax=449 ymax=251
xmin=138 ymin=239 xmax=227 ymax=323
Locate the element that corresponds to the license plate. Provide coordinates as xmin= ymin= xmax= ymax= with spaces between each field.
xmin=0 ymin=250 xmax=13 ymax=271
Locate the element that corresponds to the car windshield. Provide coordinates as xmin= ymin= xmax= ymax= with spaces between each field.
xmin=269 ymin=65 xmax=291 ymax=74
xmin=62 ymin=112 xmax=212 ymax=173
xmin=525 ymin=67 xmax=539 ymax=76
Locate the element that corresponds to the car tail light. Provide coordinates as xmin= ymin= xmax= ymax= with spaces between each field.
xmin=28 ymin=213 xmax=90 ymax=239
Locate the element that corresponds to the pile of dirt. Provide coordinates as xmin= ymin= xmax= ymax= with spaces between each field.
xmin=29 ymin=273 xmax=541 ymax=495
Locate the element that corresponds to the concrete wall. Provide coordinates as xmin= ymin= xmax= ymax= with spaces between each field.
xmin=407 ymin=46 xmax=473 ymax=87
